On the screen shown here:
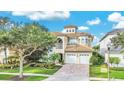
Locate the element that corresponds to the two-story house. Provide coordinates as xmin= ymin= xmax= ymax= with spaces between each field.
xmin=99 ymin=29 xmax=124 ymax=66
xmin=49 ymin=25 xmax=93 ymax=64
xmin=0 ymin=25 xmax=93 ymax=64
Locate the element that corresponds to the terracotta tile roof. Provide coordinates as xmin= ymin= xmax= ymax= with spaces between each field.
xmin=52 ymin=32 xmax=93 ymax=39
xmin=51 ymin=32 xmax=65 ymax=36
xmin=64 ymin=25 xmax=78 ymax=29
xmin=65 ymin=44 xmax=92 ymax=52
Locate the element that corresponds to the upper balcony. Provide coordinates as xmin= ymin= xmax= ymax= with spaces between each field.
xmin=67 ymin=38 xmax=78 ymax=45
xmin=67 ymin=37 xmax=91 ymax=46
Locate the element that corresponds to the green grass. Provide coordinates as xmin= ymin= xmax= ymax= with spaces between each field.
xmin=0 ymin=74 xmax=15 ymax=80
xmin=0 ymin=74 xmax=47 ymax=81
xmin=24 ymin=76 xmax=47 ymax=81
xmin=0 ymin=66 xmax=61 ymax=75
xmin=90 ymin=66 xmax=124 ymax=79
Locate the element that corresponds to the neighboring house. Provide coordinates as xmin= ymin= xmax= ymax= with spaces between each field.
xmin=49 ymin=25 xmax=93 ymax=64
xmin=99 ymin=29 xmax=124 ymax=66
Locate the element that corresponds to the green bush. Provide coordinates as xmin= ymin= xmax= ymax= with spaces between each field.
xmin=44 ymin=63 xmax=55 ymax=69
xmin=49 ymin=53 xmax=61 ymax=63
xmin=0 ymin=64 xmax=14 ymax=69
xmin=0 ymin=55 xmax=20 ymax=69
xmin=34 ymin=63 xmax=46 ymax=68
xmin=59 ymin=59 xmax=64 ymax=65
xmin=4 ymin=55 xmax=19 ymax=64
xmin=101 ymin=63 xmax=108 ymax=68
xmin=27 ymin=62 xmax=55 ymax=69
xmin=109 ymin=57 xmax=120 ymax=67
xmin=90 ymin=51 xmax=104 ymax=65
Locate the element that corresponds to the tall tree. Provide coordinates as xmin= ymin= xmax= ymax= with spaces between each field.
xmin=9 ymin=23 xmax=56 ymax=78
xmin=111 ymin=32 xmax=124 ymax=51
xmin=93 ymin=45 xmax=100 ymax=52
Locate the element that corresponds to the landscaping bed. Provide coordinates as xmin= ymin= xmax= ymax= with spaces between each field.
xmin=90 ymin=65 xmax=124 ymax=79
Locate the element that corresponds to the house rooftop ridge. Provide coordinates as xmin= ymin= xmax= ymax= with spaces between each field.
xmin=100 ymin=29 xmax=124 ymax=42
xmin=64 ymin=25 xmax=78 ymax=29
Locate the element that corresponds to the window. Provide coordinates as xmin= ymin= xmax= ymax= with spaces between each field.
xmin=82 ymin=38 xmax=84 ymax=43
xmin=86 ymin=38 xmax=88 ymax=44
xmin=69 ymin=30 xmax=71 ymax=32
xmin=68 ymin=38 xmax=77 ymax=45
xmin=72 ymin=29 xmax=75 ymax=32
xmin=67 ymin=30 xmax=68 ymax=32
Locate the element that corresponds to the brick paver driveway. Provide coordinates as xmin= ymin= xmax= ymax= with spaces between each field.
xmin=46 ymin=64 xmax=89 ymax=81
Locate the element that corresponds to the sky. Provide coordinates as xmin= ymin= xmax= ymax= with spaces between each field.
xmin=0 ymin=11 xmax=124 ymax=45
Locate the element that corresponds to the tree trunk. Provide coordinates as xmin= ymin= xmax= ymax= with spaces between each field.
xmin=19 ymin=56 xmax=24 ymax=78
xmin=4 ymin=46 xmax=7 ymax=64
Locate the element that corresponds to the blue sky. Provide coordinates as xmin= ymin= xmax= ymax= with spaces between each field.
xmin=0 ymin=11 xmax=124 ymax=45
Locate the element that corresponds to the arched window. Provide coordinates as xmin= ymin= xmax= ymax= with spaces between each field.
xmin=56 ymin=38 xmax=63 ymax=49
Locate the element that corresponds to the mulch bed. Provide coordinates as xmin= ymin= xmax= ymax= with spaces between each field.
xmin=10 ymin=76 xmax=29 ymax=81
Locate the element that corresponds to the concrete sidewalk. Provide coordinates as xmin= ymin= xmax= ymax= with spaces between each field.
xmin=0 ymin=72 xmax=51 ymax=77
xmin=90 ymin=77 xmax=123 ymax=81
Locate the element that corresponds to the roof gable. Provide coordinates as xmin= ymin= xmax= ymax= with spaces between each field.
xmin=100 ymin=29 xmax=124 ymax=42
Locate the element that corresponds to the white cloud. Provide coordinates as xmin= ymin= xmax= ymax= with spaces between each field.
xmin=108 ymin=12 xmax=124 ymax=29
xmin=87 ymin=17 xmax=101 ymax=25
xmin=108 ymin=12 xmax=124 ymax=22
xmin=11 ymin=11 xmax=70 ymax=21
xmin=78 ymin=26 xmax=89 ymax=30
xmin=100 ymin=32 xmax=105 ymax=36
xmin=113 ymin=21 xmax=124 ymax=29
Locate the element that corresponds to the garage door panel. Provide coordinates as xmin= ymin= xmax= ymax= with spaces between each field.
xmin=65 ymin=53 xmax=90 ymax=64
xmin=79 ymin=53 xmax=90 ymax=64
xmin=65 ymin=53 xmax=77 ymax=64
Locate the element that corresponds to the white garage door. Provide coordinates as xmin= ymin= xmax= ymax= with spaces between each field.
xmin=79 ymin=53 xmax=90 ymax=64
xmin=65 ymin=53 xmax=77 ymax=64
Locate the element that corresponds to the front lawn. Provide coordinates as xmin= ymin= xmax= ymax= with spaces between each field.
xmin=24 ymin=76 xmax=47 ymax=81
xmin=0 ymin=74 xmax=47 ymax=81
xmin=0 ymin=66 xmax=61 ymax=75
xmin=0 ymin=74 xmax=15 ymax=80
xmin=90 ymin=65 xmax=124 ymax=79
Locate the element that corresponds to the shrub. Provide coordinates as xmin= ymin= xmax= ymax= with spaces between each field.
xmin=34 ymin=63 xmax=46 ymax=68
xmin=1 ymin=56 xmax=20 ymax=69
xmin=101 ymin=63 xmax=108 ymax=68
xmin=49 ymin=53 xmax=61 ymax=63
xmin=4 ymin=55 xmax=19 ymax=64
xmin=0 ymin=64 xmax=14 ymax=69
xmin=109 ymin=57 xmax=120 ymax=67
xmin=44 ymin=63 xmax=55 ymax=69
xmin=59 ymin=59 xmax=64 ymax=65
xmin=27 ymin=62 xmax=55 ymax=69
xmin=90 ymin=51 xmax=104 ymax=65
